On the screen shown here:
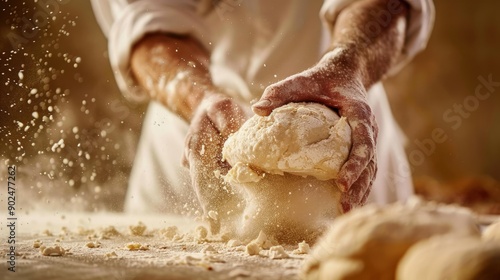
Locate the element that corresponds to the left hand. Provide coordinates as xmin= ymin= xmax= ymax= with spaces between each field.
xmin=252 ymin=51 xmax=378 ymax=213
xmin=182 ymin=94 xmax=248 ymax=233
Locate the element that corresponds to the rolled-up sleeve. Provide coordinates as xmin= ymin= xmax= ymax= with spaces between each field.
xmin=320 ymin=0 xmax=435 ymax=75
xmin=91 ymin=0 xmax=210 ymax=101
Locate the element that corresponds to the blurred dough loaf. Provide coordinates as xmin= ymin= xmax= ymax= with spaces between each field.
xmin=483 ymin=220 xmax=500 ymax=242
xmin=397 ymin=236 xmax=500 ymax=280
xmin=302 ymin=199 xmax=481 ymax=280
xmin=223 ymin=102 xmax=351 ymax=181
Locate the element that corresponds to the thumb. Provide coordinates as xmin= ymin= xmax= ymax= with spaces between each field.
xmin=252 ymin=75 xmax=318 ymax=116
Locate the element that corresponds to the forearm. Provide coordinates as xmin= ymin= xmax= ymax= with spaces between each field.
xmin=324 ymin=0 xmax=409 ymax=89
xmin=130 ymin=33 xmax=216 ymax=122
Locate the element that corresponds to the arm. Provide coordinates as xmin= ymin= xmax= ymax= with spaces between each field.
xmin=130 ymin=33 xmax=215 ymax=122
xmin=130 ymin=33 xmax=247 ymax=232
xmin=253 ymin=0 xmax=409 ymax=212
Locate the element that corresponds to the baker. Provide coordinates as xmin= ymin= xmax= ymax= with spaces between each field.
xmin=91 ymin=0 xmax=434 ymax=222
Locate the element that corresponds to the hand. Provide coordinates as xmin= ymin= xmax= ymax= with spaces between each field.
xmin=252 ymin=51 xmax=378 ymax=213
xmin=183 ymin=94 xmax=248 ymax=233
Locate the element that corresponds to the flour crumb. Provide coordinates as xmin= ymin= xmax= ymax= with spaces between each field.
xmin=85 ymin=241 xmax=101 ymax=248
xmin=196 ymin=225 xmax=208 ymax=241
xmin=227 ymin=239 xmax=242 ymax=247
xmin=292 ymin=241 xmax=311 ymax=254
xmin=160 ymin=226 xmax=179 ymax=240
xmin=105 ymin=251 xmax=118 ymax=259
xmin=40 ymin=245 xmax=66 ymax=256
xmin=201 ymin=244 xmax=217 ymax=254
xmin=245 ymin=242 xmax=261 ymax=256
xmin=268 ymin=245 xmax=289 ymax=259
xmin=129 ymin=222 xmax=147 ymax=236
xmin=42 ymin=229 xmax=53 ymax=236
xmin=125 ymin=242 xmax=149 ymax=251
xmin=99 ymin=226 xmax=121 ymax=239
xmin=33 ymin=240 xmax=42 ymax=248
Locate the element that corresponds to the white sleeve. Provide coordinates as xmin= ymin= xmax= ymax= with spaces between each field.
xmin=320 ymin=0 xmax=435 ymax=75
xmin=91 ymin=0 xmax=210 ymax=101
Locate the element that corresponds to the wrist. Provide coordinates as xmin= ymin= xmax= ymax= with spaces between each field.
xmin=318 ymin=44 xmax=368 ymax=89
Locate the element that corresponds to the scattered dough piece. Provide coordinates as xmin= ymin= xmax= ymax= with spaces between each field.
xmin=105 ymin=251 xmax=118 ymax=259
xmin=223 ymin=103 xmax=350 ymax=243
xmin=196 ymin=226 xmax=208 ymax=240
xmin=33 ymin=240 xmax=42 ymax=249
xmin=293 ymin=241 xmax=311 ymax=255
xmin=482 ymin=220 xmax=500 ymax=242
xmin=160 ymin=226 xmax=179 ymax=240
xmin=85 ymin=241 xmax=101 ymax=248
xmin=246 ymin=242 xmax=261 ymax=256
xmin=397 ymin=236 xmax=500 ymax=280
xmin=229 ymin=268 xmax=251 ymax=278
xmin=99 ymin=226 xmax=121 ymax=239
xmin=125 ymin=242 xmax=149 ymax=251
xmin=302 ymin=199 xmax=481 ymax=280
xmin=227 ymin=239 xmax=243 ymax=247
xmin=40 ymin=245 xmax=66 ymax=256
xmin=42 ymin=229 xmax=53 ymax=236
xmin=129 ymin=222 xmax=147 ymax=236
xmin=268 ymin=245 xmax=289 ymax=259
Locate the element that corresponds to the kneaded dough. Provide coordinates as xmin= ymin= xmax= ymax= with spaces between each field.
xmin=222 ymin=103 xmax=350 ymax=243
xmin=302 ymin=199 xmax=481 ymax=280
xmin=223 ymin=102 xmax=351 ymax=181
xmin=397 ymin=236 xmax=500 ymax=280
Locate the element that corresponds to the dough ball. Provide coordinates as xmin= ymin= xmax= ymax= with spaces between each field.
xmin=222 ymin=102 xmax=351 ymax=181
xmin=222 ymin=103 xmax=350 ymax=243
xmin=226 ymin=162 xmax=342 ymax=243
xmin=302 ymin=199 xmax=481 ymax=280
xmin=397 ymin=236 xmax=500 ymax=280
xmin=483 ymin=220 xmax=500 ymax=242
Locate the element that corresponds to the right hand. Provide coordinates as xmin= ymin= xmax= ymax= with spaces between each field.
xmin=182 ymin=94 xmax=248 ymax=234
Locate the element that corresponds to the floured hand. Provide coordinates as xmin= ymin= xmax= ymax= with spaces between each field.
xmin=252 ymin=48 xmax=378 ymax=213
xmin=183 ymin=94 xmax=248 ymax=233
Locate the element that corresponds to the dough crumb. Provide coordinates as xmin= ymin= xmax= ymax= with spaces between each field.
xmin=125 ymin=242 xmax=149 ymax=251
xmin=292 ymin=241 xmax=311 ymax=254
xmin=40 ymin=245 xmax=66 ymax=256
xmin=105 ymin=251 xmax=118 ymax=259
xmin=201 ymin=245 xmax=217 ymax=254
xmin=227 ymin=239 xmax=242 ymax=247
xmin=196 ymin=225 xmax=208 ymax=241
xmin=268 ymin=245 xmax=289 ymax=259
xmin=159 ymin=226 xmax=179 ymax=240
xmin=99 ymin=226 xmax=121 ymax=239
xmin=42 ymin=229 xmax=53 ymax=236
xmin=245 ymin=242 xmax=261 ymax=256
xmin=33 ymin=240 xmax=42 ymax=248
xmin=129 ymin=222 xmax=147 ymax=236
xmin=85 ymin=241 xmax=101 ymax=248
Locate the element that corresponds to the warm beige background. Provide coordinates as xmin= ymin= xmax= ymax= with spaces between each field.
xmin=1 ymin=0 xmax=499 ymax=211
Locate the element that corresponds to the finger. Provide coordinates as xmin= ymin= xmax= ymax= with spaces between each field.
xmin=206 ymin=99 xmax=246 ymax=137
xmin=340 ymin=158 xmax=376 ymax=213
xmin=252 ymin=75 xmax=321 ymax=116
xmin=336 ymin=120 xmax=375 ymax=192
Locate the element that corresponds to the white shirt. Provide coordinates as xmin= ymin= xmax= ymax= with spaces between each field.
xmin=91 ymin=0 xmax=434 ymax=102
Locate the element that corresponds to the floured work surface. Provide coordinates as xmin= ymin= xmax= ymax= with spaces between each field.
xmin=0 ymin=212 xmax=307 ymax=280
